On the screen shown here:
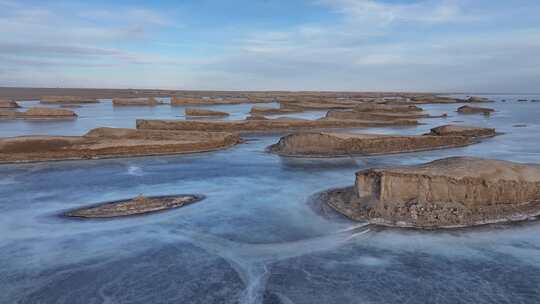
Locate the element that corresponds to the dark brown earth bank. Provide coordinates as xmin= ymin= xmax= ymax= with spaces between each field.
xmin=64 ymin=195 xmax=204 ymax=218
xmin=322 ymin=157 xmax=540 ymax=229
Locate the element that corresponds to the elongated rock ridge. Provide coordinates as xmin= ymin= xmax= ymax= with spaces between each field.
xmin=136 ymin=117 xmax=418 ymax=133
xmin=112 ymin=97 xmax=162 ymax=106
xmin=0 ymin=107 xmax=77 ymax=120
xmin=185 ymin=108 xmax=229 ymax=117
xmin=457 ymin=105 xmax=495 ymax=115
xmin=65 ymin=195 xmax=204 ymax=218
xmin=40 ymin=96 xmax=99 ymax=104
xmin=269 ymin=125 xmax=495 ymax=157
xmin=0 ymin=128 xmax=240 ymax=163
xmin=324 ymin=157 xmax=540 ymax=228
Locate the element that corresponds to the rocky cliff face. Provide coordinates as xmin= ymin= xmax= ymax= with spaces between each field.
xmin=326 ymin=157 xmax=540 ymax=228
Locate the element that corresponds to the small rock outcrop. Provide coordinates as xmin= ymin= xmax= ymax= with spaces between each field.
xmin=64 ymin=195 xmax=204 ymax=218
xmin=112 ymin=97 xmax=161 ymax=106
xmin=40 ymin=96 xmax=98 ymax=104
xmin=0 ymin=99 xmax=20 ymax=108
xmin=269 ymin=125 xmax=494 ymax=157
xmin=325 ymin=157 xmax=540 ymax=228
xmin=457 ymin=105 xmax=495 ymax=115
xmin=185 ymin=108 xmax=229 ymax=117
xmin=0 ymin=128 xmax=240 ymax=163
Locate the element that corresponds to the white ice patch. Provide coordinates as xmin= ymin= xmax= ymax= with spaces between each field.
xmin=126 ymin=165 xmax=144 ymax=176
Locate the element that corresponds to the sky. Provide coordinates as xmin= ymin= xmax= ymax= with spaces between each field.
xmin=0 ymin=0 xmax=539 ymax=92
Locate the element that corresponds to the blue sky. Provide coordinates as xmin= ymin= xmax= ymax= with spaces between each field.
xmin=0 ymin=0 xmax=539 ymax=92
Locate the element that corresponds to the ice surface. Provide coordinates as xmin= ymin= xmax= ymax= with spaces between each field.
xmin=1 ymin=95 xmax=540 ymax=303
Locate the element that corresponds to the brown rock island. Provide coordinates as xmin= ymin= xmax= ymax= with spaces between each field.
xmin=112 ymin=97 xmax=162 ymax=106
xmin=0 ymin=127 xmax=240 ymax=163
xmin=136 ymin=116 xmax=419 ymax=133
xmin=457 ymin=105 xmax=495 ymax=115
xmin=323 ymin=157 xmax=540 ymax=229
xmin=0 ymin=107 xmax=77 ymax=120
xmin=171 ymin=96 xmax=269 ymax=105
xmin=0 ymin=99 xmax=20 ymax=108
xmin=250 ymin=106 xmax=304 ymax=115
xmin=64 ymin=195 xmax=204 ymax=218
xmin=427 ymin=124 xmax=496 ymax=138
xmin=185 ymin=108 xmax=229 ymax=117
xmin=40 ymin=96 xmax=99 ymax=104
xmin=268 ymin=125 xmax=495 ymax=157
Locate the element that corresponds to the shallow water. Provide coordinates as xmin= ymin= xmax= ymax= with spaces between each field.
xmin=1 ymin=95 xmax=540 ymax=303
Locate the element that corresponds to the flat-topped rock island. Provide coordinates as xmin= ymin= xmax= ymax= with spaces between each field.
xmin=0 ymin=127 xmax=240 ymax=163
xmin=323 ymin=157 xmax=540 ymax=229
xmin=269 ymin=125 xmax=496 ymax=157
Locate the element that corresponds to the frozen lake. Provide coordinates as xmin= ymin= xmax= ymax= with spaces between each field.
xmin=1 ymin=95 xmax=540 ymax=303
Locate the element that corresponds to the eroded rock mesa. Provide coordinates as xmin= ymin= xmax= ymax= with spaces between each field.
xmin=325 ymin=157 xmax=540 ymax=228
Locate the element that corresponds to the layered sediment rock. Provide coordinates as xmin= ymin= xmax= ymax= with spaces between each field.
xmin=136 ymin=117 xmax=418 ymax=133
xmin=185 ymin=108 xmax=229 ymax=117
xmin=325 ymin=157 xmax=540 ymax=228
xmin=427 ymin=125 xmax=496 ymax=138
xmin=269 ymin=125 xmax=493 ymax=157
xmin=0 ymin=107 xmax=77 ymax=120
xmin=0 ymin=99 xmax=20 ymax=108
xmin=0 ymin=128 xmax=240 ymax=163
xmin=112 ymin=97 xmax=161 ymax=106
xmin=457 ymin=105 xmax=495 ymax=115
xmin=40 ymin=96 xmax=99 ymax=104
xmin=65 ymin=195 xmax=204 ymax=218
